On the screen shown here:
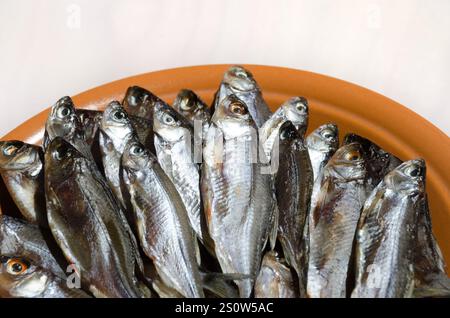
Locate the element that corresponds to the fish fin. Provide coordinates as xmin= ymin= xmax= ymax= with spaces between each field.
xmin=269 ymin=204 xmax=279 ymax=250
xmin=194 ymin=235 xmax=202 ymax=265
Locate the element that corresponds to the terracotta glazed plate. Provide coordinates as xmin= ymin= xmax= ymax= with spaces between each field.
xmin=1 ymin=64 xmax=449 ymax=265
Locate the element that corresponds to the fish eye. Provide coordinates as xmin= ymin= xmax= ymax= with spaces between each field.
xmin=53 ymin=144 xmax=71 ymax=161
xmin=296 ymin=102 xmax=307 ymax=112
xmin=180 ymin=102 xmax=193 ymax=111
xmin=130 ymin=144 xmax=144 ymax=156
xmin=234 ymin=69 xmax=248 ymax=79
xmin=3 ymin=143 xmax=20 ymax=156
xmin=321 ymin=129 xmax=334 ymax=140
xmin=405 ymin=165 xmax=421 ymax=177
xmin=163 ymin=113 xmax=175 ymax=125
xmin=113 ymin=110 xmax=127 ymax=121
xmin=230 ymin=102 xmax=248 ymax=115
xmin=6 ymin=258 xmax=29 ymax=275
xmin=57 ymin=106 xmax=71 ymax=119
xmin=345 ymin=150 xmax=361 ymax=161
xmin=380 ymin=152 xmax=390 ymax=162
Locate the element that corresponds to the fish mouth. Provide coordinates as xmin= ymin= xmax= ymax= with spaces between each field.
xmin=323 ymin=123 xmax=338 ymax=131
xmin=154 ymin=130 xmax=185 ymax=146
xmin=223 ymin=67 xmax=256 ymax=92
xmin=225 ymin=80 xmax=256 ymax=92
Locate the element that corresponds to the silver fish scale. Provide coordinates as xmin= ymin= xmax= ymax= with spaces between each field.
xmin=203 ymin=124 xmax=276 ymax=298
xmin=352 ymin=187 xmax=416 ymax=298
xmin=99 ymin=126 xmax=136 ymax=207
xmin=46 ymin=162 xmax=141 ymax=298
xmin=308 ymin=180 xmax=366 ymax=298
xmin=75 ymin=172 xmax=139 ymax=288
xmin=154 ymin=137 xmax=202 ymax=242
xmin=126 ymin=167 xmax=203 ymax=298
xmin=207 ymin=139 xmax=254 ymax=265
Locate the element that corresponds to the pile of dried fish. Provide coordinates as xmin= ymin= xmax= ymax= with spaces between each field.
xmin=0 ymin=65 xmax=448 ymax=298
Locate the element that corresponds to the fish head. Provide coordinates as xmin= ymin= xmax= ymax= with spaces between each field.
xmin=344 ymin=133 xmax=402 ymax=184
xmin=122 ymin=140 xmax=157 ymax=181
xmin=223 ymin=66 xmax=257 ymax=92
xmin=0 ymin=255 xmax=50 ymax=298
xmin=212 ymin=95 xmax=255 ymax=136
xmin=173 ymin=89 xmax=206 ymax=119
xmin=122 ymin=86 xmax=157 ymax=119
xmin=281 ymin=97 xmax=309 ymax=133
xmin=153 ymin=103 xmax=193 ymax=143
xmin=0 ymin=141 xmax=42 ymax=174
xmin=45 ymin=137 xmax=87 ymax=182
xmin=385 ymin=159 xmax=426 ymax=196
xmin=45 ymin=96 xmax=82 ymax=141
xmin=326 ymin=142 xmax=367 ymax=180
xmin=306 ymin=123 xmax=339 ymax=152
xmin=100 ymin=101 xmax=135 ymax=149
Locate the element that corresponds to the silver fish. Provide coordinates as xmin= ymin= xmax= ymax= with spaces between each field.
xmin=254 ymin=251 xmax=297 ymax=298
xmin=274 ymin=121 xmax=313 ymax=297
xmin=0 ymin=255 xmax=90 ymax=298
xmin=99 ymin=101 xmax=138 ymax=207
xmin=173 ymin=89 xmax=211 ymax=141
xmin=201 ymin=94 xmax=277 ymax=297
xmin=212 ymin=66 xmax=272 ymax=127
xmin=122 ymin=140 xmax=204 ymax=298
xmin=351 ymin=159 xmax=426 ymax=298
xmin=306 ymin=123 xmax=339 ymax=181
xmin=260 ymin=97 xmax=309 ymax=160
xmin=45 ymin=137 xmax=144 ymax=298
xmin=153 ymin=101 xmax=209 ymax=250
xmin=43 ymin=96 xmax=93 ymax=161
xmin=0 ymin=141 xmax=46 ymax=226
xmin=307 ymin=143 xmax=369 ymax=298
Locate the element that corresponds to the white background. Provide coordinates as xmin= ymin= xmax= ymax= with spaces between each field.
xmin=0 ymin=0 xmax=449 ymax=136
